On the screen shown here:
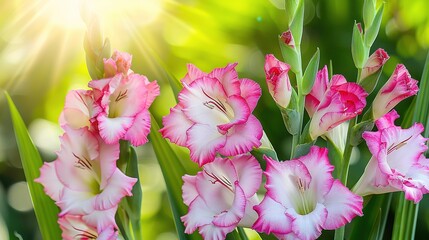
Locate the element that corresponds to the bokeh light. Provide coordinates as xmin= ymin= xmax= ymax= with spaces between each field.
xmin=7 ymin=182 xmax=33 ymax=212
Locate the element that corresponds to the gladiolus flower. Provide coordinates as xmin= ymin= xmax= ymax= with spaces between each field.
xmin=58 ymin=214 xmax=118 ymax=240
xmin=253 ymin=146 xmax=363 ymax=240
xmin=264 ymin=54 xmax=292 ymax=108
xmin=36 ymin=126 xmax=137 ymax=232
xmin=353 ymin=110 xmax=429 ymax=203
xmin=160 ymin=63 xmax=263 ymax=166
xmin=181 ymin=155 xmax=262 ymax=240
xmin=360 ymin=48 xmax=389 ymax=81
xmin=104 ymin=50 xmax=133 ymax=78
xmin=372 ymin=64 xmax=418 ymax=120
xmin=308 ymin=72 xmax=367 ymax=139
xmin=89 ymin=65 xmax=159 ymax=146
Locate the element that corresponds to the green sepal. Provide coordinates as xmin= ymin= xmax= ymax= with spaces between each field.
xmin=5 ymin=92 xmax=62 ymax=240
xmin=363 ymin=0 xmax=376 ymax=31
xmin=364 ymin=4 xmax=384 ymax=48
xmin=358 ymin=66 xmax=384 ymax=94
xmin=251 ymin=147 xmax=279 ymax=170
xmin=279 ymin=37 xmax=301 ymax=75
xmin=285 ymin=0 xmax=300 ymax=27
xmin=351 ymin=21 xmax=368 ymax=69
xmin=290 ymin=0 xmax=304 ymax=45
xmin=279 ymin=89 xmax=300 ymax=135
xmin=350 ymin=120 xmax=374 ymax=146
xmin=302 ymin=48 xmax=320 ymax=95
xmin=293 ymin=140 xmax=316 ymax=158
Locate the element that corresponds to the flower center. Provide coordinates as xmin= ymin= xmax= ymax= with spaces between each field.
xmin=294 ymin=176 xmax=315 ymax=215
xmin=108 ymin=89 xmax=128 ymax=118
xmin=72 ymin=153 xmax=101 ymax=194
xmin=204 ymin=170 xmax=234 ymax=193
xmin=201 ymin=89 xmax=234 ymax=120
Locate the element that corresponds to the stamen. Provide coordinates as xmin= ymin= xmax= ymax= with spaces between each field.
xmin=202 ymin=89 xmax=227 ymax=114
xmin=387 ymin=135 xmax=412 ymax=154
xmin=72 ymin=226 xmax=97 ymax=239
xmin=115 ymin=89 xmax=128 ymax=102
xmin=72 ymin=153 xmax=92 ymax=170
xmin=204 ymin=170 xmax=233 ymax=192
xmin=295 ymin=175 xmax=311 ymax=215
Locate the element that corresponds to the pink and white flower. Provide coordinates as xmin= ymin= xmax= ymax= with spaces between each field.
xmin=280 ymin=30 xmax=295 ymax=48
xmin=181 ymin=155 xmax=262 ymax=240
xmin=160 ymin=63 xmax=263 ymax=166
xmin=360 ymin=48 xmax=389 ymax=81
xmin=103 ymin=50 xmax=133 ymax=78
xmin=264 ymin=54 xmax=292 ymax=108
xmin=59 ymin=89 xmax=101 ymax=131
xmin=35 ymin=126 xmax=137 ymax=232
xmin=253 ymin=146 xmax=363 ymax=240
xmin=353 ymin=110 xmax=429 ymax=203
xmin=89 ymin=69 xmax=159 ymax=146
xmin=58 ymin=214 xmax=118 ymax=240
xmin=372 ymin=64 xmax=418 ymax=120
xmin=308 ymin=69 xmax=367 ymax=139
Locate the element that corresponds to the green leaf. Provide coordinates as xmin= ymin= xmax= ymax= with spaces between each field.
xmin=290 ymin=0 xmax=304 ymax=45
xmin=363 ymin=0 xmax=376 ymax=31
xmin=302 ymin=48 xmax=320 ymax=95
xmin=284 ymin=0 xmax=299 ymax=27
xmin=279 ymin=89 xmax=300 ymax=135
xmin=350 ymin=120 xmax=374 ymax=146
xmin=278 ymin=37 xmax=301 ymax=75
xmin=5 ymin=92 xmax=62 ymax=239
xmin=351 ymin=22 xmax=368 ymax=69
xmin=364 ymin=4 xmax=384 ymax=48
xmin=149 ymin=114 xmax=202 ymax=240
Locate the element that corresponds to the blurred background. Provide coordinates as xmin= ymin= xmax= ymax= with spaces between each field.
xmin=1 ymin=0 xmax=429 ymax=239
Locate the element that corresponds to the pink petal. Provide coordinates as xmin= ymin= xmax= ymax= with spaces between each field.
xmin=124 ymin=110 xmax=151 ymax=146
xmin=35 ymin=162 xmax=63 ymax=202
xmin=252 ymin=195 xmax=292 ymax=235
xmin=180 ymin=77 xmax=230 ymax=127
xmin=94 ymin=169 xmax=137 ymax=211
xmin=212 ymin=182 xmax=246 ymax=227
xmin=160 ymin=104 xmax=193 ymax=147
xmin=208 ymin=63 xmax=241 ymax=97
xmin=298 ymin=146 xmax=334 ymax=200
xmin=287 ymin=203 xmax=327 ymax=240
xmin=82 ymin=206 xmax=118 ymax=232
xmin=97 ymin=114 xmax=133 ymax=144
xmin=305 ymin=66 xmax=329 ymax=117
xmin=198 ymin=224 xmax=235 ymax=240
xmin=181 ymin=197 xmax=217 ymax=234
xmin=218 ymin=115 xmax=262 ymax=156
xmin=231 ymin=155 xmax=263 ymax=197
xmin=217 ymin=95 xmax=251 ymax=133
xmin=182 ymin=174 xmax=199 ymax=206
xmin=97 ymin=138 xmax=120 ymax=190
xmin=323 ymin=180 xmax=363 ymax=229
xmin=263 ymin=156 xmax=311 ymax=209
xmin=239 ymin=78 xmax=262 ymax=112
xmin=186 ymin=123 xmax=226 ymax=166
xmin=181 ymin=63 xmax=206 ymax=85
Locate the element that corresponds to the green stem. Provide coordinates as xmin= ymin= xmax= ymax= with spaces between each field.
xmin=237 ymin=227 xmax=249 ymax=240
xmin=290 ymin=71 xmax=304 ymax=159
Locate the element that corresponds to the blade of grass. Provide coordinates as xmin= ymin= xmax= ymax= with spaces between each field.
xmin=5 ymin=92 xmax=61 ymax=239
xmin=149 ymin=114 xmax=202 ymax=240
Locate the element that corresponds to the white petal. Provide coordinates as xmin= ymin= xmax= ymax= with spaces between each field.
xmin=181 ymin=197 xmax=216 ymax=234
xmin=231 ymin=155 xmax=262 ymax=197
xmin=186 ymin=123 xmax=226 ymax=166
xmin=160 ymin=105 xmax=193 ymax=147
xmin=323 ymin=180 xmax=363 ymax=229
xmin=287 ymin=203 xmax=327 ymax=240
xmin=253 ymin=195 xmax=292 ymax=235
xmin=97 ymin=114 xmax=133 ymax=144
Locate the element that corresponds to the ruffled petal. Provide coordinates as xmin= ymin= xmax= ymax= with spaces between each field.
xmin=94 ymin=169 xmax=136 ymax=211
xmin=239 ymin=78 xmax=262 ymax=112
xmin=181 ymin=63 xmax=206 ymax=85
xmin=217 ymin=95 xmax=251 ymax=133
xmin=97 ymin=114 xmax=134 ymax=144
xmin=208 ymin=63 xmax=241 ymax=97
xmin=82 ymin=206 xmax=118 ymax=232
xmin=212 ymin=182 xmax=246 ymax=227
xmin=231 ymin=155 xmax=263 ymax=197
xmin=181 ymin=197 xmax=216 ymax=234
xmin=186 ymin=123 xmax=226 ymax=166
xmin=218 ymin=115 xmax=262 ymax=156
xmin=287 ymin=203 xmax=327 ymax=240
xmin=252 ymin=195 xmax=292 ymax=235
xmin=323 ymin=180 xmax=363 ymax=229
xmin=124 ymin=110 xmax=151 ymax=146
xmin=198 ymin=224 xmax=235 ymax=240
xmin=182 ymin=174 xmax=199 ymax=206
xmin=35 ymin=162 xmax=63 ymax=202
xmin=160 ymin=104 xmax=193 ymax=147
